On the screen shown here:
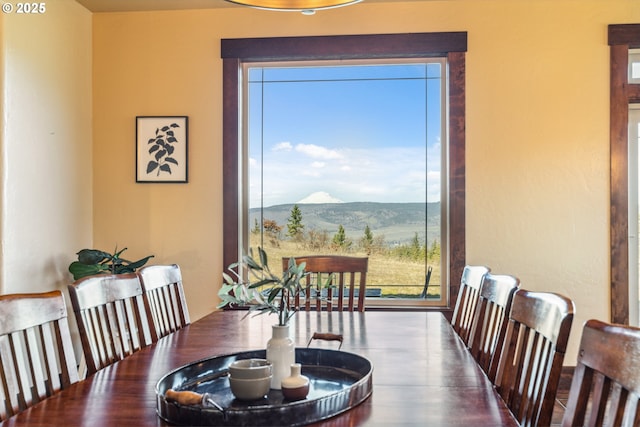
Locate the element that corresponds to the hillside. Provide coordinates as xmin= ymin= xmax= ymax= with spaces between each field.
xmin=250 ymin=201 xmax=440 ymax=245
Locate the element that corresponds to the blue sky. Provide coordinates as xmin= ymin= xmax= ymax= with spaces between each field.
xmin=248 ymin=62 xmax=443 ymax=207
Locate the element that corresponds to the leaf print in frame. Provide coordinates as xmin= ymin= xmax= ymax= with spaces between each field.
xmin=136 ymin=116 xmax=188 ymax=183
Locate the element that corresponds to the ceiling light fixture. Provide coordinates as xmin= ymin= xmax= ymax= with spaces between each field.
xmin=225 ymin=0 xmax=362 ymax=13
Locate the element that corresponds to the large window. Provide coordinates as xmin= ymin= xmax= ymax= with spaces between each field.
xmin=222 ymin=33 xmax=467 ymax=310
xmin=246 ymin=60 xmax=445 ymax=305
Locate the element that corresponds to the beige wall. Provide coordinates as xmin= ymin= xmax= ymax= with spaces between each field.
xmin=1 ymin=0 xmax=92 ymax=357
xmin=1 ymin=2 xmax=92 ymax=294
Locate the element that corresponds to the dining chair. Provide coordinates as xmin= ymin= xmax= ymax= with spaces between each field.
xmin=68 ymin=273 xmax=155 ymax=377
xmin=282 ymin=255 xmax=368 ymax=312
xmin=494 ymin=289 xmax=574 ymax=427
xmin=0 ymin=290 xmax=79 ymax=421
xmin=562 ymin=319 xmax=640 ymax=427
xmin=451 ymin=265 xmax=490 ymax=345
xmin=138 ymin=264 xmax=190 ymax=340
xmin=468 ymin=272 xmax=520 ymax=382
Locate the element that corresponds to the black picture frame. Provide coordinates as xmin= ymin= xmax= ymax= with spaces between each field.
xmin=136 ymin=116 xmax=188 ymax=183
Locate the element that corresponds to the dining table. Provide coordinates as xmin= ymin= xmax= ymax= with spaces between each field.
xmin=0 ymin=310 xmax=517 ymax=426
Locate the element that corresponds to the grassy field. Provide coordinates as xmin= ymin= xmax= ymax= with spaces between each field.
xmin=248 ymin=236 xmax=441 ymax=298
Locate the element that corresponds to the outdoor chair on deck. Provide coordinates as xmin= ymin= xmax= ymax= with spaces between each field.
xmin=451 ymin=265 xmax=490 ymax=345
xmin=468 ymin=272 xmax=520 ymax=383
xmin=562 ymin=319 xmax=640 ymax=427
xmin=282 ymin=255 xmax=368 ymax=312
xmin=0 ymin=291 xmax=79 ymax=421
xmin=68 ymin=273 xmax=155 ymax=377
xmin=494 ymin=289 xmax=574 ymax=427
xmin=138 ymin=264 xmax=190 ymax=341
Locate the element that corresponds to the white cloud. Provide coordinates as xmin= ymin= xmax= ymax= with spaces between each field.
xmin=272 ymin=142 xmax=293 ymax=151
xmin=295 ymin=143 xmax=342 ymax=160
xmin=251 ymin=145 xmax=441 ymax=206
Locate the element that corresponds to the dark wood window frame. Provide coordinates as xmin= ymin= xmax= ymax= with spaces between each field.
xmin=609 ymin=24 xmax=640 ymax=324
xmin=221 ymin=32 xmax=467 ymax=310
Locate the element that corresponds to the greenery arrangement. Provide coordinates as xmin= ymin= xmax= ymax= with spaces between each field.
xmin=218 ymin=247 xmax=310 ymax=326
xmin=68 ymin=247 xmax=154 ymax=280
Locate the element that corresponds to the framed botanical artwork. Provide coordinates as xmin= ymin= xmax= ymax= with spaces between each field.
xmin=136 ymin=116 xmax=188 ymax=183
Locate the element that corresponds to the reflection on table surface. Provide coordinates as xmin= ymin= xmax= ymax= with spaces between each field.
xmin=0 ymin=310 xmax=517 ymax=427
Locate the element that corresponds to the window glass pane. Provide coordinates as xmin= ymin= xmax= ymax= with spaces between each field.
xmin=630 ymin=49 xmax=640 ymax=83
xmin=246 ymin=60 xmax=445 ymax=304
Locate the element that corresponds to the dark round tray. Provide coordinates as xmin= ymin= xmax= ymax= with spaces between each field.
xmin=156 ymin=348 xmax=373 ymax=426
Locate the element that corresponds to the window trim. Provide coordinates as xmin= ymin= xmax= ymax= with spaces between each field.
xmin=609 ymin=24 xmax=640 ymax=324
xmin=221 ymin=32 xmax=467 ymax=311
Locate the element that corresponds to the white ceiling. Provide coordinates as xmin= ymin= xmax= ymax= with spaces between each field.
xmin=75 ymin=0 xmax=414 ymax=12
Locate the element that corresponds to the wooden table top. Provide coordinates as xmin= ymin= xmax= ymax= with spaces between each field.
xmin=0 ymin=310 xmax=517 ymax=426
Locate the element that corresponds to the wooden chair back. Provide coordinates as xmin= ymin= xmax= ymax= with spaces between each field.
xmin=0 ymin=290 xmax=79 ymax=421
xmin=562 ymin=319 xmax=640 ymax=427
xmin=494 ymin=289 xmax=574 ymax=427
xmin=451 ymin=265 xmax=490 ymax=344
xmin=68 ymin=273 xmax=154 ymax=377
xmin=138 ymin=264 xmax=190 ymax=340
xmin=282 ymin=255 xmax=368 ymax=312
xmin=468 ymin=272 xmax=520 ymax=382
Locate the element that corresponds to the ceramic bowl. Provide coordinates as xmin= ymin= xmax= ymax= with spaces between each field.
xmin=229 ymin=375 xmax=272 ymax=401
xmin=228 ymin=359 xmax=273 ymax=379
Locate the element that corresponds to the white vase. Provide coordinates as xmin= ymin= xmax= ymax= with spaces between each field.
xmin=266 ymin=324 xmax=295 ymax=390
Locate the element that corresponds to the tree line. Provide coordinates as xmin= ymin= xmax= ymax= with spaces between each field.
xmin=252 ymin=204 xmax=440 ymax=263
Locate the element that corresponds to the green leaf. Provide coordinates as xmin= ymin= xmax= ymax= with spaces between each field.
xmin=243 ymin=256 xmax=262 ymax=271
xmin=218 ymin=282 xmax=235 ymax=294
xmin=124 ymin=255 xmax=154 ymax=270
xmin=258 ymin=247 xmax=268 ymax=267
xmin=115 ymin=265 xmax=135 ymax=274
xmin=76 ymin=249 xmax=111 ymax=265
xmin=266 ymin=287 xmax=282 ymax=303
xmin=248 ymin=278 xmax=278 ymax=288
xmin=222 ymin=272 xmax=236 ymax=285
xmin=68 ymin=261 xmax=109 ymax=280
